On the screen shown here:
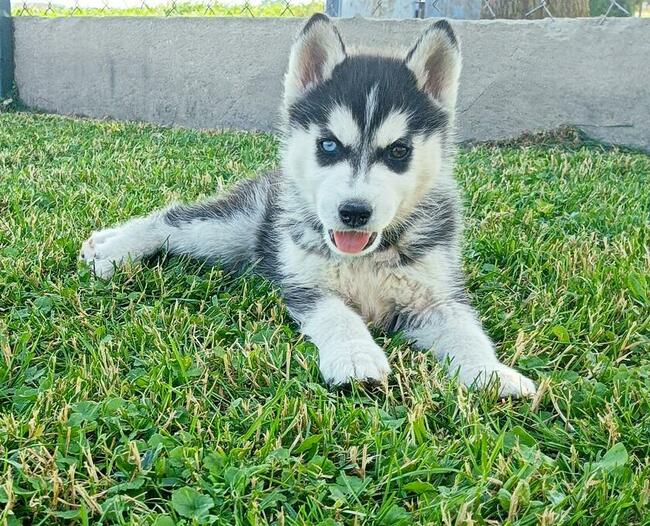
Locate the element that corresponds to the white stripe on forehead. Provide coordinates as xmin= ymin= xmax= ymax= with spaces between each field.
xmin=364 ymin=84 xmax=378 ymax=136
xmin=373 ymin=110 xmax=411 ymax=149
xmin=354 ymin=84 xmax=379 ymax=179
xmin=326 ymin=105 xmax=360 ymax=147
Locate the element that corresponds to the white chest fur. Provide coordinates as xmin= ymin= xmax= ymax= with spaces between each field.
xmin=322 ymin=254 xmax=437 ymax=325
xmin=279 ymin=232 xmax=455 ymax=326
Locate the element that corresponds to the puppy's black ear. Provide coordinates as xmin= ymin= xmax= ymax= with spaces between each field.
xmin=284 ymin=14 xmax=346 ymax=107
xmin=405 ymin=20 xmax=461 ymax=111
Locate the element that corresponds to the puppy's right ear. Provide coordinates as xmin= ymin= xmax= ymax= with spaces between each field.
xmin=405 ymin=20 xmax=461 ymax=111
xmin=284 ymin=14 xmax=346 ymax=107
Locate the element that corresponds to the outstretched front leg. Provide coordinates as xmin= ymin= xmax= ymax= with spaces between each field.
xmin=291 ymin=294 xmax=391 ymax=385
xmin=80 ymin=211 xmax=173 ymax=278
xmin=80 ymin=176 xmax=271 ymax=278
xmin=400 ymin=301 xmax=536 ymax=398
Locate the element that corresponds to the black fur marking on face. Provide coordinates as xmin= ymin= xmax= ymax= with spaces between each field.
xmin=386 ymin=142 xmax=410 ymax=161
xmin=164 ymin=177 xmax=261 ymax=226
xmin=375 ymin=140 xmax=412 ymax=174
xmin=288 ymin=55 xmax=448 ymax=145
xmin=315 ymin=135 xmax=351 ymax=167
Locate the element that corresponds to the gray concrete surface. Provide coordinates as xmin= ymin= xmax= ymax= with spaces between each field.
xmin=13 ymin=16 xmax=650 ymax=151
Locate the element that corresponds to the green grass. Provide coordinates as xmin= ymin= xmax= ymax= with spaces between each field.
xmin=13 ymin=1 xmax=323 ymax=17
xmin=0 ymin=111 xmax=649 ymax=525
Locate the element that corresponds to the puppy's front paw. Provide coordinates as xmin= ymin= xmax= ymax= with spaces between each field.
xmin=493 ymin=366 xmax=537 ymax=398
xmin=466 ymin=363 xmax=537 ymax=398
xmin=319 ymin=340 xmax=391 ymax=385
xmin=79 ymin=226 xmax=138 ymax=279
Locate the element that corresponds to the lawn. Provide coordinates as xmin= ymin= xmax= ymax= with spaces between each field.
xmin=0 ymin=111 xmax=648 ymax=525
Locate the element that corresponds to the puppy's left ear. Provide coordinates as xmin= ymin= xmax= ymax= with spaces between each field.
xmin=284 ymin=13 xmax=347 ymax=107
xmin=405 ymin=20 xmax=461 ymax=111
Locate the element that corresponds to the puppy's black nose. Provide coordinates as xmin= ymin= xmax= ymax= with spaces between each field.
xmin=339 ymin=200 xmax=372 ymax=228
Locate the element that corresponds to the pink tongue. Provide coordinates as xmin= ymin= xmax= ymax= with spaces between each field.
xmin=333 ymin=231 xmax=371 ymax=253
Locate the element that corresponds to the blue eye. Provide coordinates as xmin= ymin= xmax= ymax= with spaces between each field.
xmin=319 ymin=139 xmax=339 ymax=154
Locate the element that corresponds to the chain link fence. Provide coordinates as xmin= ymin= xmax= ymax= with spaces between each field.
xmin=11 ymin=0 xmax=323 ymax=16
xmin=480 ymin=0 xmax=637 ymax=18
xmin=9 ymin=0 xmax=648 ymax=18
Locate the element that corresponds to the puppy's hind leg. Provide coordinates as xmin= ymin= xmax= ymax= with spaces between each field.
xmin=80 ymin=175 xmax=272 ymax=278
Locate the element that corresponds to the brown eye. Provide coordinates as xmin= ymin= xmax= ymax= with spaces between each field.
xmin=387 ymin=142 xmax=410 ymax=161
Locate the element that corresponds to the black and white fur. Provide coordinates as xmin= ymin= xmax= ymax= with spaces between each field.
xmin=80 ymin=15 xmax=536 ymax=397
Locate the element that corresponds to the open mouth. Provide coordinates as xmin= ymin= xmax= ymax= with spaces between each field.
xmin=328 ymin=230 xmax=378 ymax=254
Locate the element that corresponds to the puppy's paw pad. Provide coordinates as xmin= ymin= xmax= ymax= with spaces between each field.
xmin=320 ymin=341 xmax=391 ymax=385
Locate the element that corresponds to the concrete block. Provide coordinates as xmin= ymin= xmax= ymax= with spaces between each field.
xmin=13 ymin=16 xmax=650 ymax=151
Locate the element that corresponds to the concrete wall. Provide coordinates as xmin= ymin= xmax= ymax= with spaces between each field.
xmin=13 ymin=16 xmax=650 ymax=151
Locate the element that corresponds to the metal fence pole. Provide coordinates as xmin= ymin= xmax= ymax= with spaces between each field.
xmin=0 ymin=0 xmax=14 ymax=99
xmin=325 ymin=0 xmax=340 ymax=17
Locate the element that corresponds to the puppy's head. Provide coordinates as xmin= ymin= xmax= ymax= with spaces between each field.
xmin=281 ymin=14 xmax=461 ymax=257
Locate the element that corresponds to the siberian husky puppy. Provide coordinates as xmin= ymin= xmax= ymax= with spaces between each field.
xmin=80 ymin=14 xmax=536 ymax=397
